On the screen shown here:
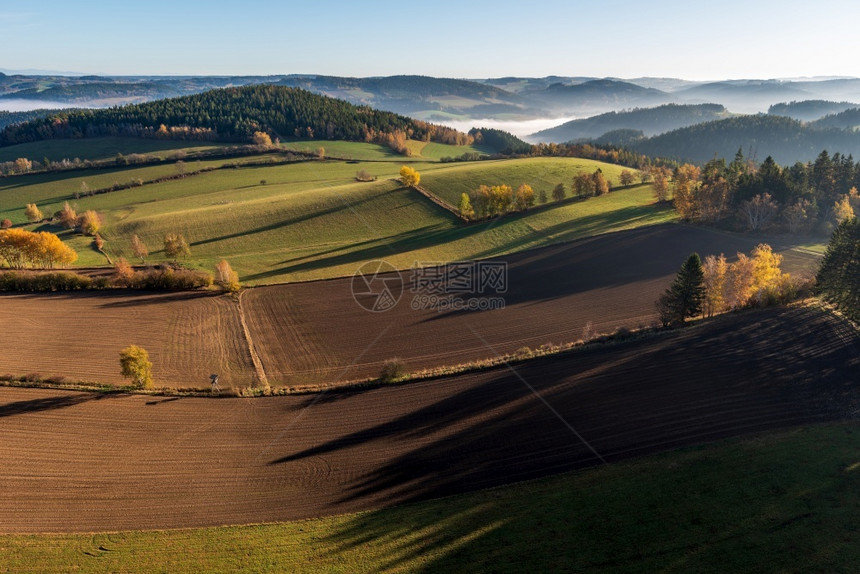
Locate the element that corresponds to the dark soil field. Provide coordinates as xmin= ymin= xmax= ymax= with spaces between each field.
xmin=0 ymin=291 xmax=255 ymax=389
xmin=0 ymin=224 xmax=821 ymax=391
xmin=1 ymin=305 xmax=856 ymax=533
xmin=244 ymin=224 xmax=822 ymax=387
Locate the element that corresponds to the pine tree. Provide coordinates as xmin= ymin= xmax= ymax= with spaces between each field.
xmin=664 ymin=253 xmax=706 ymax=324
xmin=816 ymin=217 xmax=860 ymax=320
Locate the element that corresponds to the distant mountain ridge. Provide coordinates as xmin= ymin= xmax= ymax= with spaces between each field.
xmin=528 ymin=103 xmax=731 ymax=143
xmin=631 ymin=114 xmax=860 ymax=164
xmin=4 ymin=73 xmax=860 ymax=121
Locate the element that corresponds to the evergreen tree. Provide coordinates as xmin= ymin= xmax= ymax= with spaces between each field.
xmin=816 ymin=217 xmax=860 ymax=321
xmin=663 ymin=253 xmax=706 ymax=324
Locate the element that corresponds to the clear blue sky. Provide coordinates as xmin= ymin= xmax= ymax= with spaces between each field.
xmin=3 ymin=0 xmax=859 ymax=79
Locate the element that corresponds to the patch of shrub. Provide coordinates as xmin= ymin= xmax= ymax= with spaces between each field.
xmin=130 ymin=267 xmax=213 ymax=290
xmin=379 ymin=358 xmax=406 ymax=383
xmin=0 ymin=271 xmax=94 ymax=291
xmin=23 ymin=372 xmax=42 ymax=382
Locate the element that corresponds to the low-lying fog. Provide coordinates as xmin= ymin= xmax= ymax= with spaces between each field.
xmin=0 ymin=99 xmax=72 ymax=112
xmin=435 ymin=116 xmax=575 ymax=140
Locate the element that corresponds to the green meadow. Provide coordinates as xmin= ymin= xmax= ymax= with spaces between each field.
xmin=0 ymin=138 xmax=673 ymax=283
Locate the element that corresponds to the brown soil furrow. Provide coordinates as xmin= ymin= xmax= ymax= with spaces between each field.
xmin=0 ymin=305 xmax=856 ymax=533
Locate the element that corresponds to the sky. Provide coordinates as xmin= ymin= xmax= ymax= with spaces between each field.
xmin=3 ymin=0 xmax=860 ymax=80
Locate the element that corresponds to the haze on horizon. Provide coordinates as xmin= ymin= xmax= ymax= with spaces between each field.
xmin=3 ymin=0 xmax=859 ymax=80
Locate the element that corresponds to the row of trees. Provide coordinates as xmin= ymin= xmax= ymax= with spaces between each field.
xmin=457 ymin=168 xmax=635 ymax=220
xmin=460 ymin=184 xmax=536 ymax=219
xmin=657 ymin=244 xmax=796 ymax=326
xmin=0 ymin=229 xmax=78 ymax=268
xmin=667 ymin=149 xmax=860 ymax=232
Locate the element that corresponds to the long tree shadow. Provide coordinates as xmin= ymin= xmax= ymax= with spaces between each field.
xmin=0 ymin=391 xmax=116 ymax=418
xmin=266 ymin=306 xmax=860 ymax=517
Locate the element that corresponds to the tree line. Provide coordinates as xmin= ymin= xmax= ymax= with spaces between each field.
xmin=664 ymin=149 xmax=860 ymax=233
xmin=657 ymin=244 xmax=803 ymax=326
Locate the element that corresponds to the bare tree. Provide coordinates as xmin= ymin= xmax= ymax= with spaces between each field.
xmin=739 ymin=193 xmax=779 ymax=231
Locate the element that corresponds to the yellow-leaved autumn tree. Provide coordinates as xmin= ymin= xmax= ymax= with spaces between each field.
xmin=705 ymin=244 xmax=791 ymax=312
xmin=0 ymin=229 xmax=77 ymax=269
xmin=252 ymin=131 xmax=273 ymax=146
xmin=672 ymin=164 xmax=702 ymax=220
xmin=399 ymin=166 xmax=420 ymax=187
xmin=702 ymin=254 xmax=728 ymax=317
xmin=215 ymin=259 xmax=240 ymax=292
xmin=514 ymin=184 xmax=535 ymax=211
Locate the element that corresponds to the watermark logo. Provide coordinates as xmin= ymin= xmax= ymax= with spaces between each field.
xmin=352 ymin=260 xmax=508 ymax=312
xmin=351 ymin=260 xmax=404 ymax=312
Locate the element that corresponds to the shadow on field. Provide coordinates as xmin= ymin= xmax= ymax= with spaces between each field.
xmin=266 ymin=306 xmax=860 ymax=527
xmin=94 ymin=290 xmax=223 ymax=308
xmin=0 ymin=392 xmax=114 ymax=418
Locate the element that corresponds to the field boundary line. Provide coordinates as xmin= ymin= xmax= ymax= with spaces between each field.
xmin=237 ymin=290 xmax=269 ymax=388
xmin=408 ymin=182 xmax=469 ymax=221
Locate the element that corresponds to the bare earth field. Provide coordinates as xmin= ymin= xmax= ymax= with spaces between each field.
xmin=0 ymin=224 xmax=821 ymax=390
xmin=244 ymin=224 xmax=822 ymax=387
xmin=0 ymin=305 xmax=857 ymax=533
xmin=0 ymin=291 xmax=255 ymax=389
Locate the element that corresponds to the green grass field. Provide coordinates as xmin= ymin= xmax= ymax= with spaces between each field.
xmin=420 ymin=156 xmax=635 ymax=207
xmin=4 ymin=423 xmax=859 ymax=573
xmin=281 ymin=139 xmax=491 ymax=162
xmin=0 ymin=137 xmax=226 ymax=163
xmin=0 ymin=138 xmax=677 ymax=283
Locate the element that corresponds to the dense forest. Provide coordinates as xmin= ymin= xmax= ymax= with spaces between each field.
xmin=530 ymin=103 xmax=730 ymax=142
xmin=809 ymin=108 xmax=860 ymax=130
xmin=0 ymin=85 xmax=470 ymax=148
xmin=469 ymin=128 xmax=532 ymax=155
xmin=632 ymin=115 xmax=860 ymax=164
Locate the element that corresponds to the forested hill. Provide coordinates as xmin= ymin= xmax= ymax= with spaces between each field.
xmin=768 ymin=100 xmax=859 ymax=121
xmin=0 ymin=85 xmax=469 ymax=147
xmin=529 ymin=103 xmax=730 ymax=143
xmin=631 ymin=114 xmax=860 ymax=164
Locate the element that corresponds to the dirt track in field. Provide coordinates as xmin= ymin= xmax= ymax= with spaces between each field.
xmin=243 ymin=224 xmax=822 ymax=387
xmin=1 ymin=305 xmax=857 ymax=533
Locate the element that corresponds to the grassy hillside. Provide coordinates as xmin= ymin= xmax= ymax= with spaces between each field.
xmin=4 ymin=423 xmax=860 ymax=572
xmin=420 ymin=156 xmax=634 ymax=206
xmin=0 ymin=140 xmax=673 ymax=283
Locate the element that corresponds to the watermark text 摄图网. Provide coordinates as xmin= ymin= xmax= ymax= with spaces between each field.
xmin=351 ymin=259 xmax=508 ymax=313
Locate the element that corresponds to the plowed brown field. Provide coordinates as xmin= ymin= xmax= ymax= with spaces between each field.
xmin=1 ymin=306 xmax=857 ymax=533
xmin=0 ymin=291 xmax=255 ymax=389
xmin=0 ymin=224 xmax=821 ymax=390
xmin=243 ymin=224 xmax=822 ymax=386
